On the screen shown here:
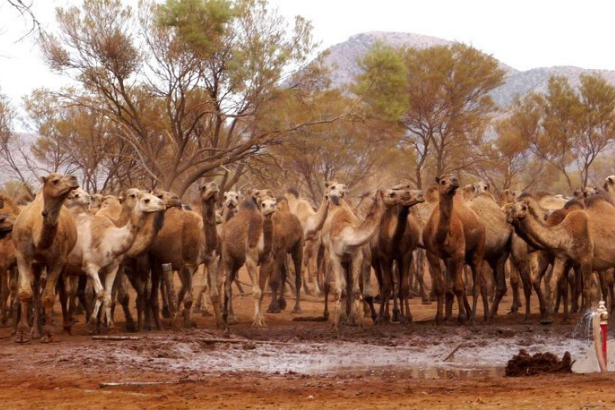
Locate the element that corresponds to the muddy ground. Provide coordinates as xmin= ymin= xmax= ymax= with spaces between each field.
xmin=1 ymin=271 xmax=615 ymax=409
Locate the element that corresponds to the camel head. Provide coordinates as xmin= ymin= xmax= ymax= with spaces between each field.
xmin=153 ymin=189 xmax=181 ymax=209
xmin=325 ymin=181 xmax=348 ymax=199
xmin=41 ymin=173 xmax=79 ymax=199
xmin=506 ymin=199 xmax=531 ymax=223
xmin=248 ymin=188 xmax=274 ymax=203
xmin=400 ymin=189 xmax=425 ymax=207
xmin=223 ymin=191 xmax=240 ymax=212
xmin=473 ymin=181 xmax=490 ymax=194
xmin=604 ymin=175 xmax=615 ymax=192
xmin=200 ymin=181 xmax=219 ymax=202
xmin=99 ymin=195 xmax=121 ymax=212
xmin=256 ymin=196 xmax=276 ymax=217
xmin=134 ymin=192 xmax=166 ymax=216
xmin=435 ymin=174 xmax=459 ymax=196
xmin=0 ymin=212 xmax=16 ymax=233
xmin=65 ymin=188 xmax=91 ymax=209
xmin=121 ymin=188 xmax=142 ymax=210
xmin=499 ymin=189 xmax=519 ymax=205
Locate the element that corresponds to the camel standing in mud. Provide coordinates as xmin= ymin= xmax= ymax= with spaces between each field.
xmin=423 ymin=175 xmax=486 ymax=324
xmin=64 ymin=188 xmax=166 ymax=333
xmin=372 ymin=188 xmax=425 ymax=324
xmin=219 ymin=195 xmax=276 ymax=327
xmin=12 ymin=174 xmax=79 ymax=343
xmin=324 ymin=187 xmax=410 ymax=330
xmin=0 ymin=194 xmax=20 ymax=326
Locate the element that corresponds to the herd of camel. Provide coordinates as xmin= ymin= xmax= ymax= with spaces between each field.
xmin=1 ymin=172 xmax=615 ymax=343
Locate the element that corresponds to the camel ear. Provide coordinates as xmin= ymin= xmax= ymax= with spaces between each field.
xmin=435 ymin=177 xmax=440 ymax=184
xmin=609 ymin=177 xmax=614 ymax=184
xmin=325 ymin=181 xmax=331 ymax=188
xmin=573 ymin=190 xmax=580 ymax=197
xmin=39 ymin=176 xmax=48 ymax=184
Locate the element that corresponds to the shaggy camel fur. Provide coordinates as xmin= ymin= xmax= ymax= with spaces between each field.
xmin=467 ymin=190 xmax=512 ymax=319
xmin=325 ymin=188 xmax=408 ymax=330
xmin=423 ymin=174 xmax=486 ymax=324
xmin=373 ymin=188 xmax=425 ymax=324
xmin=12 ymin=173 xmax=79 ymax=343
xmin=146 ymin=183 xmax=220 ymax=330
xmin=220 ymin=196 xmax=276 ymax=327
xmin=64 ymin=188 xmax=165 ymax=333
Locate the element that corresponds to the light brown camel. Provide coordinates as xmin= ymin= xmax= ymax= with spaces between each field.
xmin=498 ymin=189 xmax=519 ymax=207
xmin=89 ymin=193 xmax=103 ymax=215
xmin=12 ymin=174 xmax=79 ymax=343
xmin=467 ymin=190 xmax=512 ymax=319
xmin=507 ymin=196 xmax=595 ymax=323
xmin=285 ymin=188 xmax=331 ymax=296
xmin=422 ymin=174 xmax=486 ymax=324
xmin=220 ymin=195 xmax=276 ymax=327
xmin=147 ymin=182 xmax=220 ymax=329
xmin=373 ymin=188 xmax=425 ymax=324
xmin=0 ymin=196 xmax=18 ymax=326
xmin=325 ymin=188 xmax=408 ymax=330
xmin=64 ymin=188 xmax=165 ymax=333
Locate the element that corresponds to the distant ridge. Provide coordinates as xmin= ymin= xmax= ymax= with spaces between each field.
xmin=321 ymin=32 xmax=615 ymax=107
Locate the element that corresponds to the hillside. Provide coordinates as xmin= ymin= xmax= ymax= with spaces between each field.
xmin=322 ymin=32 xmax=615 ymax=107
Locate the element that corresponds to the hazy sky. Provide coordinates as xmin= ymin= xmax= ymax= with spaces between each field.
xmin=1 ymin=0 xmax=614 ymax=111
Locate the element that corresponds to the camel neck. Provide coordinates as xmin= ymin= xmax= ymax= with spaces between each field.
xmin=305 ymin=198 xmax=329 ymax=239
xmin=201 ymin=197 xmax=217 ymax=256
xmin=262 ymin=215 xmax=274 ymax=256
xmin=39 ymin=196 xmax=64 ymax=249
xmin=435 ymin=191 xmax=454 ymax=244
xmin=125 ymin=211 xmax=164 ymax=258
xmin=516 ymin=211 xmax=562 ymax=251
xmin=392 ymin=205 xmax=410 ymax=244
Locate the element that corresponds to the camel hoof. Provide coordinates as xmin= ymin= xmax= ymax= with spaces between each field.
xmin=292 ymin=306 xmax=302 ymax=314
xmin=278 ymin=298 xmax=287 ymax=311
xmin=227 ymin=315 xmax=238 ymax=326
xmin=346 ymin=313 xmax=361 ymax=327
xmin=63 ymin=325 xmax=72 ymax=335
xmin=540 ymin=317 xmax=553 ymax=325
xmin=161 ymin=306 xmax=171 ymax=319
xmin=125 ymin=321 xmax=137 ymax=333
xmin=399 ymin=316 xmax=412 ymax=325
xmin=267 ymin=305 xmax=281 ymax=314
xmin=14 ymin=328 xmax=29 ymax=344
xmin=392 ymin=309 xmax=401 ymax=324
xmin=201 ymin=309 xmax=213 ymax=317
xmin=31 ymin=327 xmax=41 ymax=340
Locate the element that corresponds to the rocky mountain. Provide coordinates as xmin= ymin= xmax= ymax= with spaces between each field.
xmin=321 ymin=32 xmax=615 ymax=107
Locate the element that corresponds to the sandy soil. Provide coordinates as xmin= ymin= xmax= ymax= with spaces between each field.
xmin=1 ymin=272 xmax=614 ymax=409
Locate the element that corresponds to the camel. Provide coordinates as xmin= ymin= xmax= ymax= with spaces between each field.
xmin=604 ymin=175 xmax=615 ymax=204
xmin=0 ymin=196 xmax=18 ymax=326
xmin=219 ymin=195 xmax=277 ymax=327
xmin=506 ymin=196 xmax=594 ymax=323
xmin=467 ymin=189 xmax=512 ymax=319
xmin=64 ymin=188 xmax=165 ymax=333
xmin=373 ymin=188 xmax=425 ymax=324
xmin=498 ymin=189 xmax=519 ymax=207
xmin=194 ymin=189 xmax=241 ymax=317
xmin=12 ymin=173 xmax=79 ymax=343
xmin=422 ymin=174 xmax=486 ymax=324
xmin=285 ymin=188 xmax=331 ymax=296
xmin=147 ymin=182 xmax=220 ymax=329
xmin=324 ymin=187 xmax=410 ymax=330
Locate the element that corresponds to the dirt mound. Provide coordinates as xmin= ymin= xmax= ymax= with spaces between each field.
xmin=505 ymin=349 xmax=573 ymax=377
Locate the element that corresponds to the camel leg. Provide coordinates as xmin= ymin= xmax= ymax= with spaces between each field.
xmin=391 ymin=264 xmax=401 ymax=323
xmin=560 ymin=267 xmax=570 ymax=324
xmin=267 ymin=250 xmax=285 ymax=314
xmin=598 ymin=270 xmax=609 ymax=307
xmin=426 ymin=251 xmax=445 ymax=325
xmin=101 ymin=263 xmax=120 ymax=332
xmin=490 ymin=254 xmax=508 ymax=319
xmin=508 ymin=259 xmax=521 ymax=314
xmin=361 ymin=249 xmax=376 ymax=321
xmin=203 ymin=257 xmax=222 ymax=328
xmin=329 ymin=252 xmax=345 ymax=331
xmin=607 ymin=269 xmax=615 ymax=313
xmin=40 ymin=262 xmax=65 ymax=343
xmin=248 ymin=246 xmax=265 ymax=327
xmin=322 ymin=252 xmax=331 ymax=319
xmin=543 ymin=257 xmax=567 ymax=324
xmin=114 ymin=268 xmax=135 ymax=332
xmin=452 ymin=257 xmax=470 ymax=324
xmin=399 ymin=252 xmax=413 ymax=324
xmin=347 ymin=252 xmax=364 ymax=328
xmin=375 ymin=257 xmax=393 ymax=325
xmin=15 ymin=254 xmax=33 ymax=343
xmin=291 ymin=241 xmax=304 ymax=314
xmin=444 ymin=260 xmax=455 ymax=322
xmin=580 ymin=261 xmax=593 ymax=314
xmin=177 ymin=266 xmax=196 ymax=328
xmin=84 ymin=264 xmax=105 ymax=334
xmin=416 ymin=250 xmax=430 ymax=304
xmin=0 ymin=268 xmax=9 ymax=326
xmin=57 ymin=275 xmax=71 ymax=334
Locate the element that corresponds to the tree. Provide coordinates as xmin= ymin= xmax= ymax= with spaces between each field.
xmin=40 ymin=0 xmax=337 ymax=197
xmin=355 ymin=43 xmax=505 ymax=188
xmin=574 ymin=74 xmax=615 ymax=187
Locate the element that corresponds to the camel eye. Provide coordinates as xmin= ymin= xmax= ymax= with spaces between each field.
xmin=144 ymin=199 xmax=150 ymax=204
xmin=390 ymin=192 xmax=396 ymax=197
xmin=262 ymin=203 xmax=266 ymax=208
